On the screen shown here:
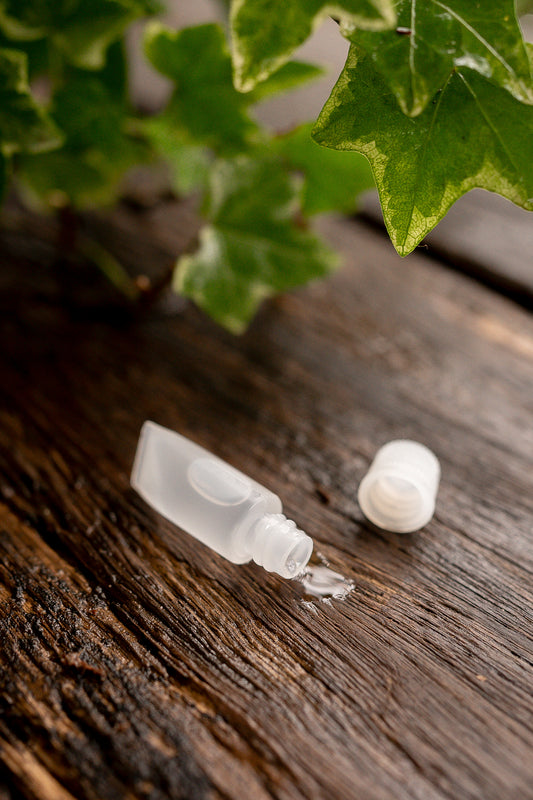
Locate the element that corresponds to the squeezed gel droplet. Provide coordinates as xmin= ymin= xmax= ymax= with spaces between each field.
xmin=300 ymin=566 xmax=354 ymax=601
xmin=301 ymin=599 xmax=319 ymax=615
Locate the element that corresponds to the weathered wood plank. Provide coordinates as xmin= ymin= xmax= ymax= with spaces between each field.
xmin=0 ymin=207 xmax=532 ymax=800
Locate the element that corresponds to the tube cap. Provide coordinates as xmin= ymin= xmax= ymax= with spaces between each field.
xmin=357 ymin=440 xmax=440 ymax=533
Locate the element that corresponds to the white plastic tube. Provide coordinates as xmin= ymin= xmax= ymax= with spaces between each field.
xmin=357 ymin=440 xmax=440 ymax=533
xmin=131 ymin=421 xmax=313 ymax=578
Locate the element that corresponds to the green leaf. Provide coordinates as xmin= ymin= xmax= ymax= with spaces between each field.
xmin=0 ymin=48 xmax=62 ymax=156
xmin=275 ymin=122 xmax=375 ymax=215
xmin=313 ymin=45 xmax=533 ymax=256
xmin=145 ymin=23 xmax=259 ymax=154
xmin=92 ymin=39 xmax=129 ymax=104
xmin=57 ymin=0 xmax=158 ymax=69
xmin=248 ymin=60 xmax=324 ymax=101
xmin=0 ymin=34 xmax=49 ymax=77
xmin=20 ymin=151 xmax=116 ymax=206
xmin=347 ymin=0 xmax=533 ymax=117
xmin=175 ymin=155 xmax=338 ymax=332
xmin=145 ymin=22 xmax=325 ymax=168
xmin=230 ymin=0 xmax=397 ymax=92
xmin=19 ymin=73 xmax=143 ymax=206
xmin=144 ymin=116 xmax=211 ymax=195
xmin=0 ymin=0 xmax=158 ymax=69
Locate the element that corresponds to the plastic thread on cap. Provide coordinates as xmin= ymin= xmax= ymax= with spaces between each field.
xmin=357 ymin=440 xmax=440 ymax=533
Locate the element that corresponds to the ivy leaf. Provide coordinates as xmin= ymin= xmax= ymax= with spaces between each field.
xmin=175 ymin=155 xmax=338 ymax=332
xmin=347 ymin=0 xmax=533 ymax=116
xmin=56 ymin=0 xmax=157 ymax=70
xmin=248 ymin=60 xmax=324 ymax=101
xmin=0 ymin=0 xmax=158 ymax=70
xmin=19 ymin=73 xmax=143 ymax=206
xmin=0 ymin=34 xmax=49 ymax=78
xmin=145 ymin=23 xmax=259 ymax=154
xmin=89 ymin=39 xmax=129 ymax=104
xmin=313 ymin=45 xmax=533 ymax=256
xmin=275 ymin=122 xmax=374 ymax=215
xmin=144 ymin=118 xmax=211 ymax=195
xmin=0 ymin=48 xmax=62 ymax=156
xmin=230 ymin=0 xmax=397 ymax=92
xmin=144 ymin=22 xmax=324 ymax=183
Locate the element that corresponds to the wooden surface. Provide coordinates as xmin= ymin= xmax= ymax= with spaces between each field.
xmin=1 ymin=200 xmax=533 ymax=800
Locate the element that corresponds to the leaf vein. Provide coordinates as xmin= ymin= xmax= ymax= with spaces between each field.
xmin=409 ymin=0 xmax=417 ymax=109
xmin=401 ymin=71 xmax=452 ymax=247
xmin=458 ymin=71 xmax=522 ymax=180
xmin=431 ymin=0 xmax=517 ymax=79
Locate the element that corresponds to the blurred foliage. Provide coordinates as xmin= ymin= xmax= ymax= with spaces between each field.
xmin=0 ymin=1 xmax=531 ymax=329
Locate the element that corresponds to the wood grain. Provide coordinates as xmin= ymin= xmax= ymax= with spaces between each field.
xmin=0 ymin=205 xmax=532 ymax=800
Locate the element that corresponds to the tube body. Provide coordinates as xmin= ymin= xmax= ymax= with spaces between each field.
xmin=131 ymin=422 xmax=313 ymax=577
xmin=132 ymin=421 xmax=281 ymax=563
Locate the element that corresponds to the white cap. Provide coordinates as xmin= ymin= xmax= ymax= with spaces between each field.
xmin=357 ymin=440 xmax=440 ymax=533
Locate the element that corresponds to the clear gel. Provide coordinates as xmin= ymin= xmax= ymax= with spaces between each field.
xmin=300 ymin=566 xmax=355 ymax=601
xmin=131 ymin=421 xmax=313 ymax=579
